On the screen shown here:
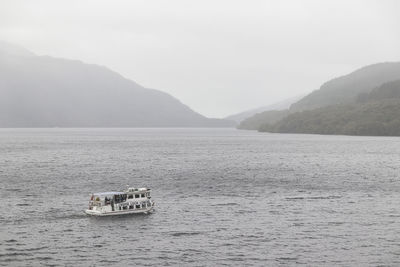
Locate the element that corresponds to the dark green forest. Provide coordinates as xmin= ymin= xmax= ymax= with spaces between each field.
xmin=239 ymin=63 xmax=400 ymax=136
xmin=259 ymin=100 xmax=400 ymax=136
xmin=259 ymin=80 xmax=400 ymax=136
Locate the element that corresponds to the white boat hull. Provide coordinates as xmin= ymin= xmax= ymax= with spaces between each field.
xmin=85 ymin=187 xmax=154 ymax=217
xmin=85 ymin=206 xmax=154 ymax=217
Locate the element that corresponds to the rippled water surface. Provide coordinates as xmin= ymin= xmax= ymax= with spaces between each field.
xmin=1 ymin=128 xmax=400 ymax=266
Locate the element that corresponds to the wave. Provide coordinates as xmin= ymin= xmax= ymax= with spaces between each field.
xmin=285 ymin=195 xmax=342 ymax=200
xmin=170 ymin=231 xmax=202 ymax=237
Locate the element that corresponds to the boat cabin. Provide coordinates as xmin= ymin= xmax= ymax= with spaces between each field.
xmin=87 ymin=188 xmax=153 ymax=213
xmin=125 ymin=187 xmax=151 ymax=199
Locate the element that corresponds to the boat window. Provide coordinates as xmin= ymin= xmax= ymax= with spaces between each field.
xmin=128 ymin=195 xmax=133 ymax=199
xmin=135 ymin=204 xmax=140 ymax=209
xmin=141 ymin=194 xmax=145 ymax=198
xmin=135 ymin=194 xmax=139 ymax=198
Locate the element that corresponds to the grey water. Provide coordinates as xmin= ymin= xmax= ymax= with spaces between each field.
xmin=1 ymin=128 xmax=400 ymax=266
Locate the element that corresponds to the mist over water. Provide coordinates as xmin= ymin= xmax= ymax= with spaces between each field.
xmin=1 ymin=128 xmax=400 ymax=266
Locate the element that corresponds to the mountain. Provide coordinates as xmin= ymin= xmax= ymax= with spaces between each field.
xmin=259 ymin=80 xmax=400 ymax=136
xmin=237 ymin=110 xmax=289 ymax=130
xmin=225 ymin=95 xmax=302 ymax=124
xmin=0 ymin=41 xmax=36 ymax=57
xmin=290 ymin=62 xmax=400 ymax=111
xmin=0 ymin=41 xmax=234 ymax=127
xmin=239 ymin=62 xmax=400 ymax=135
xmin=362 ymin=79 xmax=400 ymax=102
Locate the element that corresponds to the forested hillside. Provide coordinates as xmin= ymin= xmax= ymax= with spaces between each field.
xmin=259 ymin=80 xmax=400 ymax=136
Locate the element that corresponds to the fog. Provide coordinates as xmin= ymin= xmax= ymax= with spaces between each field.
xmin=0 ymin=0 xmax=399 ymax=117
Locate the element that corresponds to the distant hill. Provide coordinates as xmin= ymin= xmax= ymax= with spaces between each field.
xmin=239 ymin=62 xmax=400 ymax=135
xmin=361 ymin=79 xmax=400 ymax=102
xmin=237 ymin=110 xmax=289 ymax=130
xmin=260 ymin=80 xmax=400 ymax=136
xmin=0 ymin=41 xmax=234 ymax=127
xmin=226 ymin=95 xmax=302 ymax=124
xmin=290 ymin=62 xmax=400 ymax=111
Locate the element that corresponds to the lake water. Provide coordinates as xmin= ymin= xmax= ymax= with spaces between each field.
xmin=1 ymin=128 xmax=400 ymax=266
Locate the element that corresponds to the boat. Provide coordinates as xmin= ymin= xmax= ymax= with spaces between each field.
xmin=85 ymin=187 xmax=155 ymax=216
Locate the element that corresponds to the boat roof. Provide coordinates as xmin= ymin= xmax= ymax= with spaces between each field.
xmin=93 ymin=192 xmax=124 ymax=196
xmin=126 ymin=187 xmax=149 ymax=192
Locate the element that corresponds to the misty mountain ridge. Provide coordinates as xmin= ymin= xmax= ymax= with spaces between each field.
xmin=260 ymin=80 xmax=400 ymax=136
xmin=237 ymin=110 xmax=289 ymax=130
xmin=290 ymin=62 xmax=400 ymax=111
xmin=0 ymin=41 xmax=234 ymax=127
xmin=240 ymin=62 xmax=400 ymax=135
xmin=0 ymin=40 xmax=36 ymax=58
xmin=357 ymin=79 xmax=400 ymax=103
xmin=225 ymin=95 xmax=303 ymax=124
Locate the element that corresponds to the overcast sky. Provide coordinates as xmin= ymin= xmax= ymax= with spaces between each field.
xmin=0 ymin=0 xmax=399 ymax=117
